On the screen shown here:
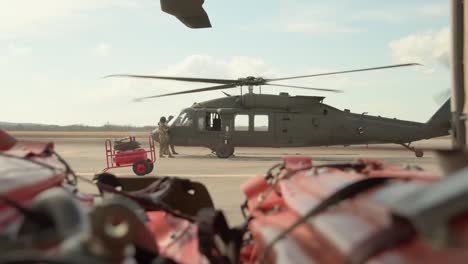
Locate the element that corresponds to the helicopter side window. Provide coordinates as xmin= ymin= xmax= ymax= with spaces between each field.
xmin=234 ymin=114 xmax=249 ymax=131
xmin=168 ymin=115 xmax=177 ymax=126
xmin=204 ymin=112 xmax=222 ymax=131
xmin=254 ymin=115 xmax=269 ymax=132
xmin=198 ymin=117 xmax=205 ymax=130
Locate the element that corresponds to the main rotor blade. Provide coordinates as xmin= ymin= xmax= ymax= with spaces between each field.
xmin=266 ymin=63 xmax=421 ymax=82
xmin=105 ymin=74 xmax=235 ymax=85
xmin=134 ymin=83 xmax=237 ymax=101
xmin=266 ymin=84 xmax=343 ymax=93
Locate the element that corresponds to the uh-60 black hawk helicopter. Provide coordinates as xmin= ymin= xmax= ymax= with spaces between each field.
xmin=108 ymin=63 xmax=451 ymax=158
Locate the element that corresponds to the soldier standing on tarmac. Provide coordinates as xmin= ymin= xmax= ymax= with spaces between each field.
xmin=167 ymin=115 xmax=178 ymax=155
xmin=158 ymin=116 xmax=174 ymax=158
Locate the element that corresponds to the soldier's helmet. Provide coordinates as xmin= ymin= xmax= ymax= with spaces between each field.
xmin=160 ymin=116 xmax=167 ymax=124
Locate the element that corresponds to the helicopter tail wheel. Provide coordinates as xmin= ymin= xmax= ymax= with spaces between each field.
xmin=400 ymin=143 xmax=424 ymax=158
xmin=132 ymin=159 xmax=150 ymax=176
xmin=415 ymin=149 xmax=424 ymax=158
xmin=216 ymin=145 xmax=234 ymax=159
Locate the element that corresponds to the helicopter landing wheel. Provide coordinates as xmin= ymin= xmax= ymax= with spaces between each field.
xmin=415 ymin=149 xmax=424 ymax=158
xmin=228 ymin=146 xmax=235 ymax=156
xmin=215 ymin=145 xmax=234 ymax=159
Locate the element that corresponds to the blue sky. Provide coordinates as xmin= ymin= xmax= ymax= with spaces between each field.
xmin=0 ymin=0 xmax=450 ymax=126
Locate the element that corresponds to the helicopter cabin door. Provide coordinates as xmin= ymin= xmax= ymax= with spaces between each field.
xmin=276 ymin=113 xmax=294 ymax=146
xmin=230 ymin=113 xmax=273 ymax=147
xmin=168 ymin=110 xmax=196 ymax=146
xmin=195 ymin=111 xmax=227 ymax=146
xmin=250 ymin=113 xmax=274 ymax=146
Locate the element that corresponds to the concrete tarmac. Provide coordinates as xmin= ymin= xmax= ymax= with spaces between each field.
xmin=12 ymin=134 xmax=451 ymax=225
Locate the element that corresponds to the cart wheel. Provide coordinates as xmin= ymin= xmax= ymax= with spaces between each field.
xmin=146 ymin=159 xmax=154 ymax=174
xmin=132 ymin=160 xmax=150 ymax=176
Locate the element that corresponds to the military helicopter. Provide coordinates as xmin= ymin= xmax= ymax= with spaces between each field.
xmin=107 ymin=63 xmax=451 ymax=158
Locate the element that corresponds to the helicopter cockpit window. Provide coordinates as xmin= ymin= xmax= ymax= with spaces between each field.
xmin=204 ymin=112 xmax=222 ymax=131
xmin=254 ymin=115 xmax=269 ymax=132
xmin=168 ymin=115 xmax=177 ymax=126
xmin=234 ymin=114 xmax=249 ymax=131
xmin=173 ymin=112 xmax=193 ymax=127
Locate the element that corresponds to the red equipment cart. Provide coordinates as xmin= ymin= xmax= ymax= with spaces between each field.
xmin=102 ymin=135 xmax=156 ymax=176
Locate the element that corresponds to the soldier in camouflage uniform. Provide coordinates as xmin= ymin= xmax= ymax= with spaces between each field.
xmin=167 ymin=115 xmax=178 ymax=155
xmin=158 ymin=116 xmax=174 ymax=158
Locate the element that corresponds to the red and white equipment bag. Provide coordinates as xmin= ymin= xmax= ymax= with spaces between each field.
xmin=241 ymin=156 xmax=468 ymax=264
xmin=0 ymin=129 xmax=93 ymax=235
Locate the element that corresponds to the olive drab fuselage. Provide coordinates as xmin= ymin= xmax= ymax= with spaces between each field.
xmin=159 ymin=92 xmax=450 ymax=151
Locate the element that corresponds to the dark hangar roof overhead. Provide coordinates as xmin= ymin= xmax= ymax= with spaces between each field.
xmin=160 ymin=0 xmax=212 ymax=29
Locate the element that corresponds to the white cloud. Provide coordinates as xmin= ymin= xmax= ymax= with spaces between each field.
xmin=276 ymin=1 xmax=361 ymax=34
xmin=7 ymin=43 xmax=31 ymax=56
xmin=284 ymin=21 xmax=360 ymax=34
xmin=93 ymin=43 xmax=112 ymax=57
xmin=349 ymin=10 xmax=405 ymax=23
xmin=85 ymin=54 xmax=278 ymax=106
xmin=418 ymin=2 xmax=449 ymax=17
xmin=277 ymin=1 xmax=448 ymax=34
xmin=158 ymin=55 xmax=277 ymax=78
xmin=0 ymin=43 xmax=31 ymax=65
xmin=352 ymin=2 xmax=448 ymax=23
xmin=389 ymin=27 xmax=450 ymax=69
xmin=57 ymin=55 xmax=281 ymax=125
xmin=0 ymin=0 xmax=154 ymax=38
xmin=98 ymin=55 xmax=381 ymax=111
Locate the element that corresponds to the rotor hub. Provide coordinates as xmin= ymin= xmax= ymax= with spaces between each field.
xmin=237 ymin=76 xmax=266 ymax=86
